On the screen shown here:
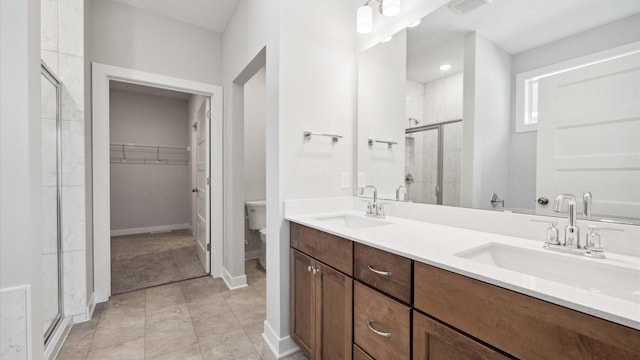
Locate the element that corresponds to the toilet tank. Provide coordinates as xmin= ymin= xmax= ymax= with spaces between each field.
xmin=245 ymin=200 xmax=266 ymax=230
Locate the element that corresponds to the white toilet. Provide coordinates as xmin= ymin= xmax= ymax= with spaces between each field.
xmin=245 ymin=200 xmax=267 ymax=269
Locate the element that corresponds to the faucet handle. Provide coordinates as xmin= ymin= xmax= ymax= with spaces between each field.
xmin=531 ymin=219 xmax=560 ymax=245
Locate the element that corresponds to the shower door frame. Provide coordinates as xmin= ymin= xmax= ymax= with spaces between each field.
xmin=405 ymin=119 xmax=462 ymax=205
xmin=41 ymin=61 xmax=64 ymax=345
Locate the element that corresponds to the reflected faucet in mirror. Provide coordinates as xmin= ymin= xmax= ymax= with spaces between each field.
xmin=396 ymin=185 xmax=407 ymax=201
xmin=552 ymin=194 xmax=580 ymax=248
xmin=583 ymin=192 xmax=592 ymax=221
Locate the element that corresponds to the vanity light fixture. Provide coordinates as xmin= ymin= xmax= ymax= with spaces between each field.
xmin=357 ymin=0 xmax=401 ymax=34
xmin=381 ymin=35 xmax=393 ymax=43
xmin=408 ymin=19 xmax=421 ymax=28
xmin=439 ymin=64 xmax=452 ymax=71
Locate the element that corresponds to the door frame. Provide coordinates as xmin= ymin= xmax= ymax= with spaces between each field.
xmin=92 ymin=63 xmax=223 ymax=303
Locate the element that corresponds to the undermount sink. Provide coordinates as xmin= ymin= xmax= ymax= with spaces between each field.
xmin=312 ymin=214 xmax=391 ymax=230
xmin=456 ymin=243 xmax=640 ymax=303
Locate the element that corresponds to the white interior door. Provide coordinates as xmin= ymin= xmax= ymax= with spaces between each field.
xmin=195 ymin=100 xmax=210 ymax=272
xmin=536 ymin=51 xmax=640 ymax=220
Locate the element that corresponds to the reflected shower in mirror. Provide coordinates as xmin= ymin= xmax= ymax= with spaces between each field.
xmin=356 ymin=0 xmax=640 ymax=224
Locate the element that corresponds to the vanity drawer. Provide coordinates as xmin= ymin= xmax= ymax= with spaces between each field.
xmin=414 ymin=262 xmax=640 ymax=360
xmin=354 ymin=281 xmax=410 ymax=360
xmin=354 ymin=243 xmax=412 ymax=304
xmin=290 ymin=223 xmax=353 ymax=275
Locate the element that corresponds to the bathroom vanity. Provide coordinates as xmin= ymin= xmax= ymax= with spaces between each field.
xmin=287 ymin=211 xmax=640 ymax=360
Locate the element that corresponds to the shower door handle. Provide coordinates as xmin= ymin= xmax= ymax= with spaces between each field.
xmin=435 ymin=185 xmax=440 ymax=196
xmin=192 ymin=188 xmax=198 ymax=193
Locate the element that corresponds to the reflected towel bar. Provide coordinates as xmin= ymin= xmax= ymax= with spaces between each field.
xmin=303 ymin=131 xmax=343 ymax=142
xmin=368 ymin=138 xmax=398 ymax=148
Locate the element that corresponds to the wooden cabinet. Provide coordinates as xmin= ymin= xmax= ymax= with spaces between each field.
xmin=290 ymin=222 xmax=640 ymax=360
xmin=354 ymin=282 xmax=410 ymax=360
xmin=413 ymin=311 xmax=512 ymax=360
xmin=290 ymin=224 xmax=353 ymax=360
xmin=414 ymin=262 xmax=640 ymax=360
xmin=354 ymin=243 xmax=412 ymax=304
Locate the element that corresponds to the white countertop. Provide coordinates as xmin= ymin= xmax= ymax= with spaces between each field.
xmin=285 ymin=209 xmax=640 ymax=330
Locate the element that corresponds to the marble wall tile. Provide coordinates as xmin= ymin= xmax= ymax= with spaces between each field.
xmin=41 ymin=0 xmax=58 ymax=52
xmin=61 ymin=120 xmax=85 ymax=186
xmin=58 ymin=0 xmax=83 ymax=57
xmin=41 ymin=50 xmax=59 ymax=75
xmin=41 ymin=118 xmax=58 ymax=187
xmin=63 ymin=250 xmax=87 ymax=316
xmin=41 ymin=186 xmax=59 ymax=255
xmin=59 ymin=54 xmax=84 ymax=122
xmin=0 ymin=286 xmax=30 ymax=360
xmin=62 ymin=186 xmax=86 ymax=252
xmin=43 ymin=253 xmax=61 ymax=332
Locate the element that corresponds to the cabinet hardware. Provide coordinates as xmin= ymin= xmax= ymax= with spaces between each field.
xmin=367 ymin=264 xmax=392 ymax=277
xmin=307 ymin=265 xmax=312 ymax=272
xmin=366 ymin=319 xmax=392 ymax=338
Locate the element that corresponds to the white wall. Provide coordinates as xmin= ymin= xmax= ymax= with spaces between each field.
xmin=109 ymin=90 xmax=190 ymax=232
xmin=88 ymin=0 xmax=223 ymax=85
xmin=1 ymin=0 xmax=44 ymax=358
xmin=223 ymin=0 xmax=357 ymax=357
xmin=357 ymin=30 xmax=407 ymax=198
xmin=462 ymin=33 xmax=511 ymax=210
xmin=507 ymin=14 xmax=640 ymax=211
xmin=244 ymin=67 xmax=267 ymax=202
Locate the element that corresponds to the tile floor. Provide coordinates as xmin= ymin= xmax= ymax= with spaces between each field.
xmin=111 ymin=230 xmax=207 ymax=294
xmin=56 ymin=260 xmax=305 ymax=360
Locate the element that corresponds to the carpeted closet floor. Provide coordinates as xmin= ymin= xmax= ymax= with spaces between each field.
xmin=111 ymin=230 xmax=207 ymax=294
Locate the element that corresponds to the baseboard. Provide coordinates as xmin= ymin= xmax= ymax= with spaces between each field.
xmin=222 ymin=267 xmax=248 ymax=290
xmin=262 ymin=320 xmax=300 ymax=359
xmin=245 ymin=248 xmax=261 ymax=260
xmin=44 ymin=315 xmax=72 ymax=360
xmin=110 ymin=223 xmax=192 ymax=237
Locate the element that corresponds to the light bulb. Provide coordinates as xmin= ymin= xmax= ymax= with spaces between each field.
xmin=357 ymin=5 xmax=373 ymax=34
xmin=439 ymin=64 xmax=452 ymax=71
xmin=382 ymin=0 xmax=400 ymax=17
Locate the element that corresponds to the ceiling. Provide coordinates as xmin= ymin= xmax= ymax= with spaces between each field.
xmin=109 ymin=0 xmax=239 ymax=33
xmin=110 ymin=81 xmax=193 ymax=100
xmin=406 ymin=0 xmax=640 ymax=83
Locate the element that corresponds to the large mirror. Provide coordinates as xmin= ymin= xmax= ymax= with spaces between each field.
xmin=356 ymin=0 xmax=640 ymax=224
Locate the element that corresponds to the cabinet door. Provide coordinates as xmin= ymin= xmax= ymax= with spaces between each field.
xmin=413 ymin=311 xmax=512 ymax=360
xmin=291 ymin=249 xmax=316 ymax=358
xmin=315 ymin=262 xmax=353 ymax=360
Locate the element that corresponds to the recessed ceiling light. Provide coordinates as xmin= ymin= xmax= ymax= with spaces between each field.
xmin=439 ymin=64 xmax=452 ymax=71
xmin=408 ymin=19 xmax=421 ymax=28
xmin=381 ymin=35 xmax=393 ymax=43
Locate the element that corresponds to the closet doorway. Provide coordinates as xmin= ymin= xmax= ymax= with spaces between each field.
xmin=108 ymin=82 xmax=207 ymax=294
xmin=92 ymin=63 xmax=223 ymax=302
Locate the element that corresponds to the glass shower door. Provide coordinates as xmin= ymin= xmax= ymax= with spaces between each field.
xmin=41 ymin=63 xmax=63 ymax=344
xmin=405 ymin=127 xmax=440 ymax=204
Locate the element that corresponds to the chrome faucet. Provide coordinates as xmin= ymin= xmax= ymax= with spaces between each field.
xmin=583 ymin=192 xmax=592 ymax=221
xmin=361 ymin=185 xmax=385 ymax=218
xmin=395 ymin=185 xmax=407 ymax=201
xmin=552 ymin=194 xmax=580 ymax=248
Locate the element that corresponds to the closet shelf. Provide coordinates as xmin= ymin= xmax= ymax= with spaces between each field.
xmin=110 ymin=143 xmax=190 ymax=166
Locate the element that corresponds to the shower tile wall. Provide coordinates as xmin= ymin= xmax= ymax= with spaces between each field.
xmin=41 ymin=0 xmax=88 ymax=321
xmin=405 ymin=73 xmax=463 ymax=205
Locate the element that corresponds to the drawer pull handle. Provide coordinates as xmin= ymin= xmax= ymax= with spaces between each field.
xmin=367 ymin=319 xmax=391 ymax=338
xmin=368 ymin=264 xmax=392 ymax=277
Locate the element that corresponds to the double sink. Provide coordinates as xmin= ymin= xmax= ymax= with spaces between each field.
xmin=310 ymin=213 xmax=640 ymax=307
